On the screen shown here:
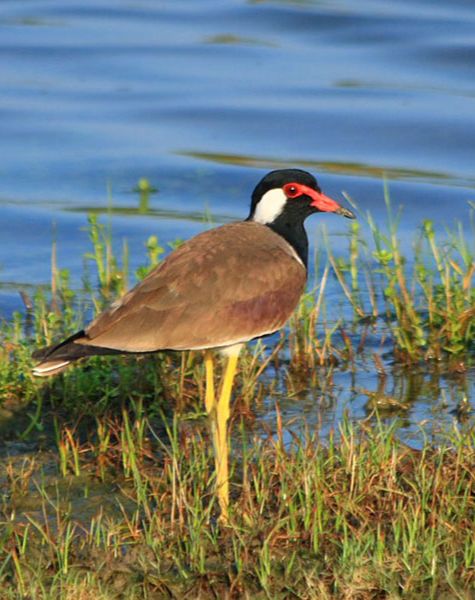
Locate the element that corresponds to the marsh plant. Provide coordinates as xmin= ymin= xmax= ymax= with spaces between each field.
xmin=0 ymin=192 xmax=473 ymax=597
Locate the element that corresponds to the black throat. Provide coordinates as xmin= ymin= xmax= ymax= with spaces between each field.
xmin=267 ymin=212 xmax=309 ymax=269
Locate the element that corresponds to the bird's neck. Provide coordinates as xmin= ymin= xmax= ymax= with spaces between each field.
xmin=268 ymin=214 xmax=309 ymax=268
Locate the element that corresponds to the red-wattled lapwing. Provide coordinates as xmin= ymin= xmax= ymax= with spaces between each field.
xmin=32 ymin=169 xmax=355 ymax=520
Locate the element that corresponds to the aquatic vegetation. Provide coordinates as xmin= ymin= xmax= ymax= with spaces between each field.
xmin=0 ymin=417 xmax=474 ymax=598
xmin=0 ymin=197 xmax=473 ymax=597
xmin=329 ymin=188 xmax=474 ymax=366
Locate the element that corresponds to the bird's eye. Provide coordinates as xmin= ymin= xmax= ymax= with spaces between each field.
xmin=283 ymin=183 xmax=300 ymax=198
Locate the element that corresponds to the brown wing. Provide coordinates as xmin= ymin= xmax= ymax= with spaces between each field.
xmin=77 ymin=221 xmax=306 ymax=352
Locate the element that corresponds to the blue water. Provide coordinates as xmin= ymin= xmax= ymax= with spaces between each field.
xmin=0 ymin=0 xmax=474 ymax=441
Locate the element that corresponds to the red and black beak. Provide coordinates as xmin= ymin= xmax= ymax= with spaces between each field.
xmin=301 ymin=185 xmax=355 ymax=219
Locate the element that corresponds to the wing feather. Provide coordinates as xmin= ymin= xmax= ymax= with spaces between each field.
xmin=78 ymin=221 xmax=306 ymax=351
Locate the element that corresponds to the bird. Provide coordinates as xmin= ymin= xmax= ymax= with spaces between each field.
xmin=32 ymin=169 xmax=355 ymax=521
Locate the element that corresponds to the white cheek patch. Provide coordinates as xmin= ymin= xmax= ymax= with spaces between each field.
xmin=252 ymin=188 xmax=287 ymax=224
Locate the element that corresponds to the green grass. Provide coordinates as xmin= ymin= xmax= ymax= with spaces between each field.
xmin=327 ymin=187 xmax=474 ymax=365
xmin=0 ymin=192 xmax=473 ymax=598
xmin=0 ymin=417 xmax=474 ymax=598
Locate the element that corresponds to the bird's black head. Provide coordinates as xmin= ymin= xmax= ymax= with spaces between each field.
xmin=248 ymin=168 xmax=355 ymax=225
xmin=247 ymin=169 xmax=355 ymax=268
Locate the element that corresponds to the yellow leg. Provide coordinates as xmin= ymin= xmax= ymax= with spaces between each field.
xmin=204 ymin=348 xmax=240 ymax=522
xmin=215 ymin=352 xmax=239 ymax=521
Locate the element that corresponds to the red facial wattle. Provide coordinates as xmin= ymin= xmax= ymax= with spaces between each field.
xmin=282 ymin=182 xmax=355 ymax=219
